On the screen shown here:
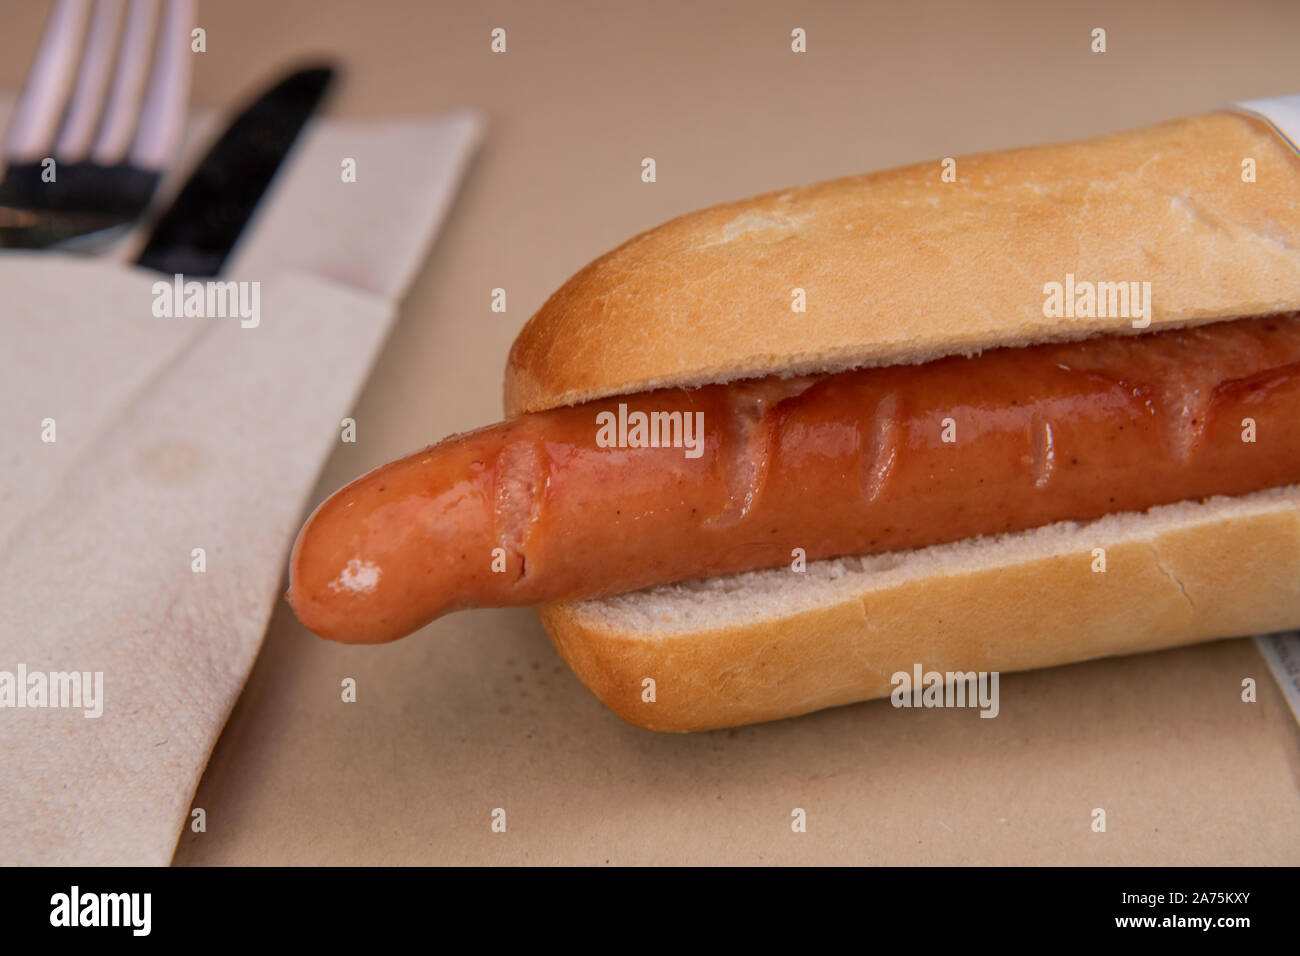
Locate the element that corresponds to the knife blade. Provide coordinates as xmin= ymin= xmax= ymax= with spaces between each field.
xmin=135 ymin=64 xmax=336 ymax=277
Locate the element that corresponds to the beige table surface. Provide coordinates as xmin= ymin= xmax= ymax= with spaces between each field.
xmin=4 ymin=0 xmax=1299 ymax=865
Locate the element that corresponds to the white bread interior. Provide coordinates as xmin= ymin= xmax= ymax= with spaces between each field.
xmin=508 ymin=109 xmax=1300 ymax=731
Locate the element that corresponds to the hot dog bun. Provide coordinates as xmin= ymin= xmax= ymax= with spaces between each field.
xmin=505 ymin=111 xmax=1300 ymax=416
xmin=508 ymin=109 xmax=1300 ymax=731
xmin=539 ymin=487 xmax=1300 ymax=731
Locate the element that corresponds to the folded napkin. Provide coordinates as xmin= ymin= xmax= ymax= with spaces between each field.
xmin=0 ymin=104 xmax=483 ymax=864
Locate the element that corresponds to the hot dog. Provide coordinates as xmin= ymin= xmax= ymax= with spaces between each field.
xmin=286 ymin=106 xmax=1300 ymax=730
xmin=289 ymin=314 xmax=1300 ymax=644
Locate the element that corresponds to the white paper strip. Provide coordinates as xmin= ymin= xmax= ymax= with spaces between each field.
xmin=1253 ymin=633 xmax=1300 ymax=727
xmin=1234 ymin=93 xmax=1300 ymax=154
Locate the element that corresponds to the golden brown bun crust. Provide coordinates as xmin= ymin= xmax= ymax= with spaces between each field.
xmin=505 ymin=111 xmax=1300 ymax=416
xmin=538 ymin=491 xmax=1300 ymax=732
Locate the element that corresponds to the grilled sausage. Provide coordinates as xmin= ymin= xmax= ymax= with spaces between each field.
xmin=287 ymin=314 xmax=1300 ymax=643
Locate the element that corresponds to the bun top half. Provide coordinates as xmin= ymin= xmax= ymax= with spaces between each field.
xmin=504 ymin=111 xmax=1300 ymax=417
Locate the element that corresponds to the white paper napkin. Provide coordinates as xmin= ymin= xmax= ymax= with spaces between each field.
xmin=0 ymin=103 xmax=483 ymax=864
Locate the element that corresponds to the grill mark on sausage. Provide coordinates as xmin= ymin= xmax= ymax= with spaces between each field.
xmin=1216 ymin=360 xmax=1300 ymax=403
xmin=1028 ymin=411 xmax=1055 ymax=487
xmin=705 ymin=378 xmax=816 ymax=528
xmin=1152 ymin=382 xmax=1212 ymax=462
xmin=862 ymin=393 xmax=899 ymax=501
xmin=705 ymin=386 xmax=773 ymax=528
xmin=493 ymin=439 xmax=547 ymax=580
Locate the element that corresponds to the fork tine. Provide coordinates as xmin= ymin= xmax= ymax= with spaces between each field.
xmin=53 ymin=0 xmax=126 ymax=163
xmin=4 ymin=0 xmax=92 ymax=165
xmin=89 ymin=0 xmax=159 ymax=166
xmin=127 ymin=0 xmax=194 ymax=172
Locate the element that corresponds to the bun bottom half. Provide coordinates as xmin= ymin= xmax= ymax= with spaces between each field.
xmin=536 ymin=486 xmax=1300 ymax=731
